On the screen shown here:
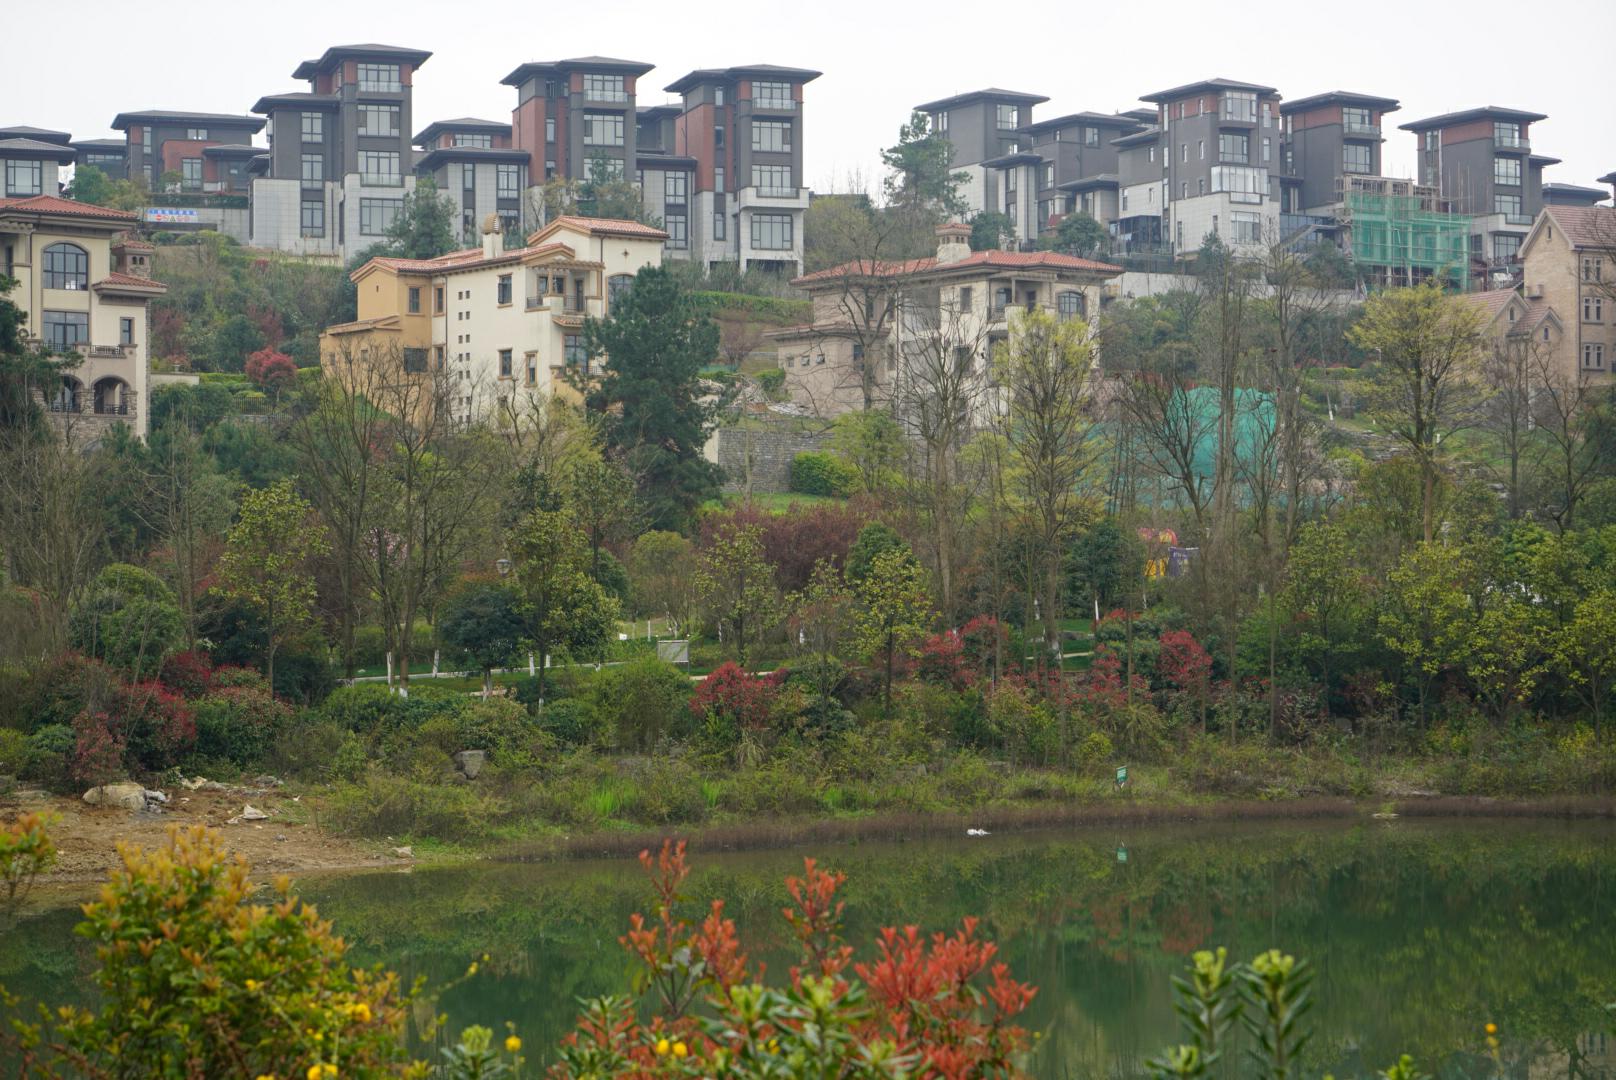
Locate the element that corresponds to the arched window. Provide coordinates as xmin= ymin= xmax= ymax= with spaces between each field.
xmin=93 ymin=377 xmax=130 ymax=416
xmin=43 ymin=243 xmax=89 ymax=290
xmin=1057 ymin=290 xmax=1086 ymax=323
xmin=607 ymin=274 xmax=634 ymax=309
xmin=52 ymin=376 xmax=82 ymax=413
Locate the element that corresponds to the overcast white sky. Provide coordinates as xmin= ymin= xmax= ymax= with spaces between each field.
xmin=12 ymin=0 xmax=1615 ymax=196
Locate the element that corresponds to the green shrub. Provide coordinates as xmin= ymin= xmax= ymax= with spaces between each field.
xmin=321 ymin=684 xmax=402 ymax=734
xmin=537 ymin=698 xmax=604 ymax=747
xmin=754 ymin=367 xmax=786 ymax=395
xmin=67 ymin=564 xmax=185 ymax=679
xmin=190 ymin=687 xmax=292 ymax=767
xmin=263 ymin=715 xmax=349 ymax=781
xmin=589 ymin=657 xmax=692 ymax=750
xmin=0 ymin=728 xmax=30 ymax=775
xmin=790 ymin=451 xmax=857 ymax=497
xmin=326 ymin=772 xmax=503 ymax=840
xmin=24 ymin=724 xmax=75 ymax=791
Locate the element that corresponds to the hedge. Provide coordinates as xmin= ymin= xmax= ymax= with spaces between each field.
xmin=791 ymin=452 xmax=858 ymax=498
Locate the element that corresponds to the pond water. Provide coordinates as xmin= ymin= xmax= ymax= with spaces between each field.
xmin=5 ymin=819 xmax=1615 ymax=1077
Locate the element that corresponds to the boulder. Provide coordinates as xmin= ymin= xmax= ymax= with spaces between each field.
xmin=83 ymin=782 xmax=148 ymax=811
xmin=453 ymin=750 xmax=487 ymax=780
xmin=239 ymin=804 xmax=269 ymax=821
xmin=393 ymin=846 xmax=414 ymax=859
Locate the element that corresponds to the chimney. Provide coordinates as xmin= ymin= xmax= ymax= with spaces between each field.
xmin=480 ymin=212 xmax=502 ymax=259
xmin=935 ymin=221 xmax=972 ymax=265
xmin=112 ymin=234 xmax=153 ymax=279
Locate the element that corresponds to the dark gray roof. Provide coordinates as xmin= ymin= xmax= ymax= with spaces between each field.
xmin=1599 ymin=171 xmax=1616 ymax=185
xmin=912 ymin=87 xmax=1049 ymax=113
xmin=1111 ymin=126 xmax=1161 ymax=148
xmin=201 ymin=143 xmax=263 ymax=156
xmin=0 ymin=125 xmax=71 ymax=144
xmin=1398 ymin=106 xmax=1547 ymax=131
xmin=71 ymin=138 xmax=125 ymax=151
xmin=413 ymin=146 xmax=530 ymax=171
xmin=293 ymin=44 xmax=431 ymax=79
xmin=636 ymin=153 xmax=697 ymax=168
xmin=1020 ymin=111 xmax=1148 ymax=137
xmin=1529 ymin=154 xmax=1563 ymax=167
xmin=252 ymin=92 xmax=341 ymax=113
xmin=111 ymin=110 xmax=265 ymax=131
xmin=663 ymin=64 xmax=821 ymax=93
xmin=1055 ymin=174 xmax=1120 ymax=192
xmin=982 ymin=151 xmax=1044 ymax=168
xmin=503 ymin=56 xmax=655 ymax=85
xmin=637 ymin=105 xmax=682 ymax=120
xmin=1140 ymin=77 xmax=1278 ymax=103
xmin=413 ymin=117 xmax=511 ymax=144
xmin=1280 ymin=90 xmax=1400 ymax=115
xmin=0 ymin=138 xmax=78 ymax=161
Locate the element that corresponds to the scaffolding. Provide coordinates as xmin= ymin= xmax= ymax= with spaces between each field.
xmin=1338 ymin=175 xmax=1471 ymax=291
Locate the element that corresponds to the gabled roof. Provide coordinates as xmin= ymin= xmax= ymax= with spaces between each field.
xmin=252 ymin=92 xmax=341 ymax=113
xmin=0 ymin=138 xmax=77 ymax=162
xmin=502 ymin=56 xmax=655 ymax=85
xmin=349 ymin=240 xmax=587 ymax=285
xmin=912 ymin=87 xmax=1049 ymax=113
xmin=111 ymin=110 xmax=265 ymax=131
xmin=663 ymin=64 xmax=822 ymax=94
xmin=1398 ymin=106 xmax=1547 ymax=131
xmin=1020 ymin=111 xmax=1148 ymax=137
xmin=527 ymin=215 xmax=669 ymax=244
xmin=293 ymin=44 xmax=432 ymax=80
xmin=1529 ymin=204 xmax=1616 ymax=251
xmin=1460 ymin=287 xmax=1518 ymax=323
xmin=794 ymin=249 xmax=1122 ymax=287
xmin=1279 ymin=90 xmax=1400 ymax=115
xmin=1140 ymin=77 xmax=1277 ymax=103
xmin=0 ymin=125 xmax=71 ymax=144
xmin=413 ymin=117 xmax=511 ymax=145
xmin=0 ymin=194 xmax=137 ymax=223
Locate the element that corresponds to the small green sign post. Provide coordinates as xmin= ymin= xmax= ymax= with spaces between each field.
xmin=1115 ymin=765 xmax=1128 ymax=789
xmin=1117 ymin=843 xmax=1128 ymax=863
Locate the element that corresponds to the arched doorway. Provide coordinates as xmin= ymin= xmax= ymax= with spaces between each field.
xmin=51 ymin=376 xmax=83 ymax=413
xmin=93 ymin=377 xmax=130 ymax=416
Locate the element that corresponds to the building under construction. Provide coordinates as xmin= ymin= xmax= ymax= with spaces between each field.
xmin=1337 ymin=175 xmax=1471 ymax=290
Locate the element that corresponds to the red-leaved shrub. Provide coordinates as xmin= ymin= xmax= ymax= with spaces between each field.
xmin=688 ymin=662 xmax=783 ymax=731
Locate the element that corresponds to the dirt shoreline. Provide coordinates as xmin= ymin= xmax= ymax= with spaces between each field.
xmin=9 ymin=789 xmax=1615 ymax=888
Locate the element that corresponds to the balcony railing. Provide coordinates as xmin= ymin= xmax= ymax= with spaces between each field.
xmin=585 ymin=89 xmax=629 ymax=103
xmin=753 ymin=98 xmax=796 ymax=111
xmin=1495 ymin=134 xmax=1529 ymax=151
xmin=360 ymin=174 xmax=403 ymax=187
xmin=754 ymin=186 xmax=800 ymax=199
xmin=1343 ymin=122 xmax=1381 ymax=138
xmin=1504 ymin=213 xmax=1533 ymax=225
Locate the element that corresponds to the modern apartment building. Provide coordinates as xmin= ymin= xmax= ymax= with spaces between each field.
xmin=1518 ymin=204 xmax=1615 ymax=383
xmin=0 ymin=195 xmax=165 ymax=440
xmin=72 ymin=139 xmax=127 ymax=181
xmin=413 ymin=117 xmax=528 ymax=245
xmin=982 ymin=111 xmax=1148 ymax=246
xmin=1278 ymin=91 xmax=1399 ymax=214
xmin=914 ymin=88 xmax=1048 ymax=217
xmin=1398 ymin=106 xmax=1553 ymax=279
xmin=250 ymin=43 xmax=432 ymax=260
xmin=632 ymin=105 xmax=698 ymax=252
xmin=109 ymin=109 xmax=265 ymax=192
xmin=1138 ymin=78 xmax=1285 ymax=257
xmin=504 ymin=56 xmax=656 ymax=188
xmin=772 ymin=222 xmax=1121 ymax=417
xmin=320 ymin=215 xmax=667 ymax=426
xmin=665 ymin=64 xmax=821 ymax=274
xmin=0 ymin=134 xmax=75 ymax=198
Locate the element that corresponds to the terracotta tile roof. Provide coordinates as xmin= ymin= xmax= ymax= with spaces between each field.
xmin=1542 ymin=204 xmax=1616 ymax=249
xmin=1519 ymin=297 xmax=1557 ymax=332
xmin=530 ymin=215 xmax=670 ymax=242
xmin=1460 ymin=288 xmax=1517 ymax=321
xmin=795 ymin=249 xmax=1122 ymax=286
xmin=0 ymin=194 xmax=138 ymax=221
xmin=354 ymin=241 xmax=582 ymax=281
xmin=94 ymin=272 xmax=167 ymax=292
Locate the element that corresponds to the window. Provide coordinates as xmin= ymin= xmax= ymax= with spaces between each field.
xmin=1494 ymin=234 xmax=1521 ymax=262
xmin=1044 ymin=163 xmax=1055 ymax=187
xmin=751 ymin=211 xmax=793 ymax=250
xmin=1231 ymin=211 xmax=1261 ymax=244
xmin=357 ymin=63 xmax=402 ymax=92
xmin=714 ymin=127 xmax=725 ymax=150
xmin=42 ymin=243 xmax=88 ymax=290
xmin=301 ymin=153 xmax=324 ymax=183
xmin=186 ymin=127 xmax=208 ymax=140
xmin=300 ymin=199 xmax=325 ymax=237
xmin=407 ymin=287 xmax=421 ymax=314
xmin=301 ymin=112 xmax=323 ymax=140
xmin=715 ymin=87 xmax=726 ymax=107
xmin=1148 ymin=146 xmax=1155 ymax=163
xmin=1180 ymin=143 xmax=1187 ymax=163
xmin=499 ymin=349 xmax=513 ymax=378
xmin=583 ymin=73 xmax=626 ymax=102
xmin=1211 ymin=165 xmax=1266 ymax=203
xmin=1198 ymin=178 xmax=1206 ymax=195
xmin=713 ymin=212 xmax=726 ymax=240
xmin=545 ymin=118 xmax=556 ymax=143
xmin=1583 ymin=296 xmax=1603 ymax=323
xmin=565 ymin=334 xmax=587 ymax=367
xmin=934 ymin=110 xmax=948 ymax=132
xmin=754 ymin=81 xmax=794 ymax=110
xmin=119 ymin=317 xmax=134 ymax=345
xmin=1261 ymin=102 xmax=1272 ymax=128
xmin=497 ymin=274 xmax=512 ymax=305
xmin=435 ymin=286 xmax=445 ymax=312
xmin=1057 ymin=291 xmax=1084 ymax=322
xmin=583 ymin=112 xmax=624 ymax=146
xmin=181 ymin=158 xmax=202 ymax=190
xmin=608 ymin=274 xmax=634 ymax=307
xmin=42 ymin=311 xmax=88 ymax=349
xmin=664 ymin=171 xmax=688 ymax=202
xmin=455 ymin=133 xmax=493 ymax=148
xmin=1495 ymin=193 xmax=1522 ymax=218
xmin=358 ymin=150 xmax=400 ymax=186
xmin=1584 ymin=258 xmax=1604 ymax=282
xmin=1493 ymin=121 xmax=1523 ymax=148
xmin=1584 ymin=343 xmax=1605 ymax=370
xmin=1221 ymin=91 xmax=1257 ymax=123
xmin=497 ymin=163 xmax=521 ymax=199
xmin=1084 ymin=126 xmax=1100 ymax=148
xmin=1342 ymin=144 xmax=1372 ymax=174
xmin=359 ymin=197 xmax=402 ymax=235
xmin=665 ymin=212 xmax=688 ymax=249
xmin=752 ymin=120 xmax=792 ymax=153
xmin=752 ymin=164 xmax=793 ymax=195
xmin=996 ymin=103 xmax=1018 ymax=130
xmin=1342 ymin=106 xmax=1372 ymax=132
xmin=959 ymin=286 xmax=973 ymax=312
xmin=1262 ymin=137 xmax=1271 ymax=163
xmin=358 ymin=105 xmax=401 ymax=137
xmin=1198 ymin=140 xmax=1205 ymax=160
xmin=1219 ymin=134 xmax=1248 ymax=162
xmin=1494 ymin=156 xmax=1522 ymax=186
xmin=525 ymin=352 xmax=537 ymax=385
xmin=715 ymin=167 xmax=724 ymax=193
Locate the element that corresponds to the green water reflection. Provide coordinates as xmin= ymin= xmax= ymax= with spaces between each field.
xmin=3 ymin=820 xmax=1614 ymax=1078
